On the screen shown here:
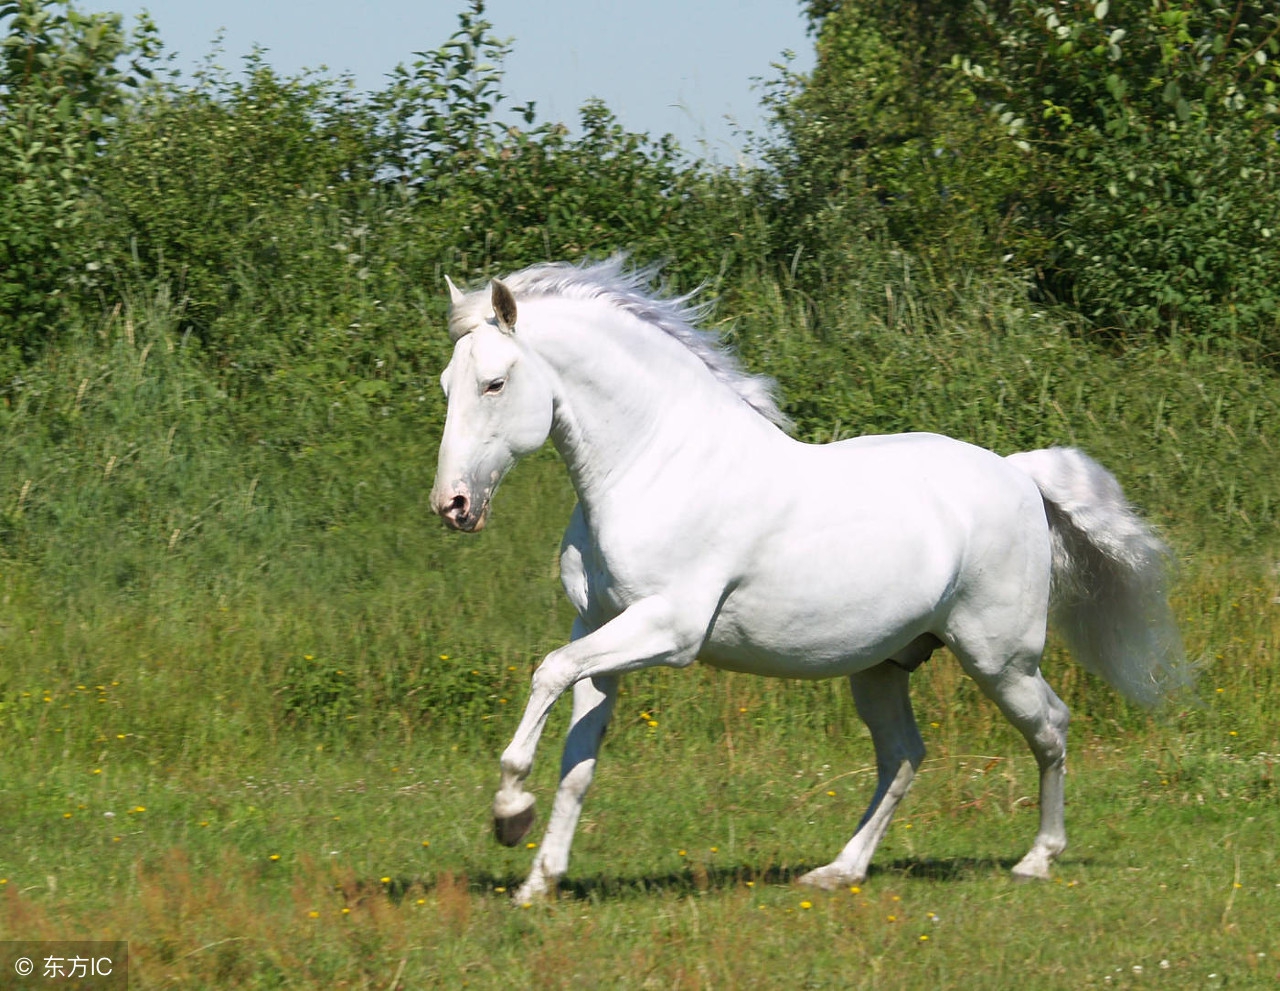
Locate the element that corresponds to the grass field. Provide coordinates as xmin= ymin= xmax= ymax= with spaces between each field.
xmin=1 ymin=447 xmax=1276 ymax=988
xmin=0 ymin=272 xmax=1277 ymax=989
xmin=1 ymin=699 xmax=1277 ymax=988
xmin=4 ymin=5 xmax=1280 ymax=983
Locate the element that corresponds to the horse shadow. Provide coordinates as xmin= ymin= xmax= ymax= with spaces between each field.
xmin=369 ymin=854 xmax=1093 ymax=904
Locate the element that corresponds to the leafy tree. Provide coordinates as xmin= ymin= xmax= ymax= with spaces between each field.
xmin=80 ymin=0 xmax=758 ymax=376
xmin=759 ymin=0 xmax=1033 ymax=281
xmin=0 ymin=0 xmax=157 ymax=363
xmin=370 ymin=0 xmax=758 ymax=290
xmin=763 ymin=0 xmax=1280 ymax=353
xmin=958 ymin=0 xmax=1280 ymax=347
xmin=371 ymin=0 xmax=534 ymax=185
xmin=85 ymin=52 xmax=383 ymax=353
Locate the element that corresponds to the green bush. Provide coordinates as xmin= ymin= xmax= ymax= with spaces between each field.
xmin=82 ymin=53 xmax=382 ymax=351
xmin=66 ymin=0 xmax=761 ymax=405
xmin=763 ymin=0 xmax=1280 ymax=353
xmin=757 ymin=0 xmax=1035 ymax=280
xmin=0 ymin=0 xmax=157 ymax=366
xmin=958 ymin=0 xmax=1280 ymax=350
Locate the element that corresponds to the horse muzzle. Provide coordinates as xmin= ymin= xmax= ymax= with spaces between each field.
xmin=432 ymin=488 xmax=490 ymax=533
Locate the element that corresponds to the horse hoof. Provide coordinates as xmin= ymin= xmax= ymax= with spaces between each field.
xmin=494 ymin=804 xmax=536 ymax=847
xmin=512 ymin=879 xmax=547 ymax=905
xmin=797 ymin=865 xmax=863 ymax=891
xmin=1010 ymin=852 xmax=1053 ymax=882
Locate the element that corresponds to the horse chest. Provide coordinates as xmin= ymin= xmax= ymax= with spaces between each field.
xmin=557 ymin=506 xmax=653 ymax=626
xmin=561 ymin=496 xmax=732 ymax=628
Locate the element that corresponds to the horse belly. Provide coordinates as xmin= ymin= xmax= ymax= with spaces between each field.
xmin=697 ymin=636 xmax=898 ymax=679
xmin=699 ymin=545 xmax=956 ymax=679
xmin=691 ymin=445 xmax=1008 ymax=681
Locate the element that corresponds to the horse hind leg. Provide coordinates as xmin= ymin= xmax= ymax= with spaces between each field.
xmin=949 ymin=629 xmax=1070 ymax=881
xmin=799 ymin=661 xmax=925 ymax=890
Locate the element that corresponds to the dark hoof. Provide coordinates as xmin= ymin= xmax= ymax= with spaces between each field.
xmin=494 ymin=805 xmax=536 ymax=847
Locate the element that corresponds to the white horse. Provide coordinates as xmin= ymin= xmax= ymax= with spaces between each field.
xmin=429 ymin=257 xmax=1186 ymax=903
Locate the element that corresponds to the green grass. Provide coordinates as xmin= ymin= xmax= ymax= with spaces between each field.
xmin=1 ymin=492 xmax=1276 ymax=987
xmin=1 ymin=714 xmax=1276 ymax=988
xmin=1 ymin=263 xmax=1278 ymax=988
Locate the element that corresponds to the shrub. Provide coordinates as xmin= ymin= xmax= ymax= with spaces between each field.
xmin=762 ymin=0 xmax=1280 ymax=354
xmin=959 ymin=0 xmax=1280 ymax=350
xmin=0 ymin=0 xmax=157 ymax=366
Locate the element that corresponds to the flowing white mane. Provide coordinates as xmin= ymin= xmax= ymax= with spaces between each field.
xmin=452 ymin=256 xmax=791 ymax=430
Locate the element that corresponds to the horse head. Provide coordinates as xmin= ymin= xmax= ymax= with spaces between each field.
xmin=429 ymin=279 xmax=554 ymax=532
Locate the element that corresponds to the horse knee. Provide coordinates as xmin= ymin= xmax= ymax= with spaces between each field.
xmin=530 ymin=658 xmax=570 ymax=698
xmin=500 ymin=743 xmax=533 ymax=782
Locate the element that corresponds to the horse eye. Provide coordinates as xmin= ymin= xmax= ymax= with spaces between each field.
xmin=484 ymin=377 xmax=506 ymax=395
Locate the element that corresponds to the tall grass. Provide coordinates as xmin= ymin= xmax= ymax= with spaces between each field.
xmin=729 ymin=252 xmax=1278 ymax=546
xmin=1 ymin=248 xmax=1276 ymax=990
xmin=2 ymin=255 xmax=1276 ymax=763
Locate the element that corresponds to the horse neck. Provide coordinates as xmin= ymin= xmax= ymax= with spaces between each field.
xmin=526 ymin=300 xmax=741 ymax=507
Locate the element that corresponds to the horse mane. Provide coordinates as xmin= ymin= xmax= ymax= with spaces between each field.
xmin=452 ymin=256 xmax=791 ymax=430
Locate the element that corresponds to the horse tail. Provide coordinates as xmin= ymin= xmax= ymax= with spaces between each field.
xmin=1006 ymin=447 xmax=1189 ymax=706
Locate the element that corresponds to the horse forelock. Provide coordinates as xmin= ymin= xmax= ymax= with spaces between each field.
xmin=448 ymin=292 xmax=490 ymax=342
xmin=449 ymin=256 xmax=791 ymax=430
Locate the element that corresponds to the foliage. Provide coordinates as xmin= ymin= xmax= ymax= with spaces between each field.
xmin=81 ymin=53 xmax=384 ymax=355
xmin=368 ymin=0 xmax=761 ymax=292
xmin=766 ymin=0 xmax=1280 ymax=352
xmin=0 ymin=0 xmax=157 ymax=364
xmin=957 ymin=0 xmax=1280 ymax=349
xmin=371 ymin=0 xmax=533 ymax=183
xmin=757 ymin=0 xmax=1034 ymax=280
xmin=64 ymin=0 xmax=758 ymax=413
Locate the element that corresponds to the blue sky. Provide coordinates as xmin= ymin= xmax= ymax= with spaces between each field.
xmin=78 ymin=0 xmax=816 ymax=162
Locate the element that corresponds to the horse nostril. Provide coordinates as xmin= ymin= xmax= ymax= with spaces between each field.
xmin=446 ymin=494 xmax=469 ymax=521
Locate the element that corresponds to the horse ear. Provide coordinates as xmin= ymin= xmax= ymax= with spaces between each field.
xmin=445 ymin=275 xmax=465 ymax=307
xmin=491 ymin=279 xmax=517 ymax=334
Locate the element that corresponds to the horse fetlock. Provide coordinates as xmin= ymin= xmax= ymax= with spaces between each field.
xmin=498 ymin=744 xmax=533 ymax=782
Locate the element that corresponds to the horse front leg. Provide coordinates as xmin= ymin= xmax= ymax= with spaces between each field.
xmin=510 ymin=674 xmax=617 ymax=903
xmin=492 ymin=615 xmax=595 ymax=846
xmin=492 ymin=595 xmax=703 ymax=897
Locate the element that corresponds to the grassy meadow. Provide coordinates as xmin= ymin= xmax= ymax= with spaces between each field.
xmin=3 ymin=1 xmax=1280 ymax=987
xmin=0 ymin=274 xmax=1277 ymax=989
